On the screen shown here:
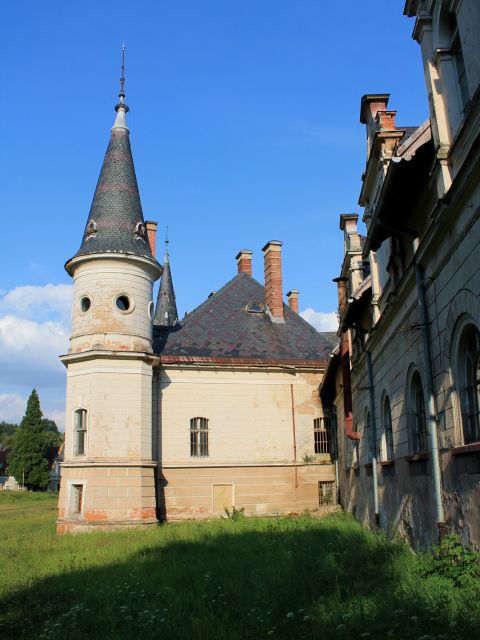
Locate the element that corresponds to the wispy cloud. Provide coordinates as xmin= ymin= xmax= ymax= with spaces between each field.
xmin=300 ymin=308 xmax=338 ymax=332
xmin=0 ymin=284 xmax=71 ymax=425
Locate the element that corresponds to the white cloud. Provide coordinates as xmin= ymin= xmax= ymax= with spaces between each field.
xmin=300 ymin=308 xmax=338 ymax=332
xmin=0 ymin=284 xmax=71 ymax=425
xmin=0 ymin=392 xmax=26 ymax=423
xmin=0 ymin=283 xmax=72 ymax=324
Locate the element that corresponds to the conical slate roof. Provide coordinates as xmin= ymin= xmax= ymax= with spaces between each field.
xmin=154 ymin=242 xmax=179 ymax=327
xmin=67 ymin=96 xmax=159 ymax=269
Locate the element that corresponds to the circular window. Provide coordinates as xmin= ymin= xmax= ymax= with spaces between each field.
xmin=148 ymin=301 xmax=154 ymax=320
xmin=80 ymin=296 xmax=91 ymax=313
xmin=116 ymin=295 xmax=131 ymax=312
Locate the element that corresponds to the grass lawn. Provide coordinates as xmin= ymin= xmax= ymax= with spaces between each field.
xmin=0 ymin=492 xmax=479 ymax=639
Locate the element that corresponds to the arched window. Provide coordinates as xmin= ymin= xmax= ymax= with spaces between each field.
xmin=190 ymin=417 xmax=209 ymax=457
xmin=455 ymin=324 xmax=480 ymax=444
xmin=74 ymin=409 xmax=87 ymax=456
xmin=314 ymin=417 xmax=331 ymax=454
xmin=381 ymin=395 xmax=394 ymax=461
xmin=407 ymin=371 xmax=428 ymax=454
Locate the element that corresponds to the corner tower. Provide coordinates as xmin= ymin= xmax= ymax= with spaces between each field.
xmin=57 ymin=55 xmax=162 ymax=532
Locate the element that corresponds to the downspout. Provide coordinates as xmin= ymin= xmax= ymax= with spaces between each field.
xmin=413 ymin=237 xmax=446 ymax=541
xmin=366 ymin=351 xmax=380 ymax=527
xmin=290 ymin=384 xmax=299 ymax=488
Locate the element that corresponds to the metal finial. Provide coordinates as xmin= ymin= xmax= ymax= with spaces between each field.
xmin=119 ymin=43 xmax=126 ymax=98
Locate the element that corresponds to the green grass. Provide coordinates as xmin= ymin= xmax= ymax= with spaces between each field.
xmin=0 ymin=493 xmax=479 ymax=640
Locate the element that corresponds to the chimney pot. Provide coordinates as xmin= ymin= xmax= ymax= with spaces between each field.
xmin=145 ymin=221 xmax=157 ymax=257
xmin=286 ymin=289 xmax=299 ymax=314
xmin=235 ymin=249 xmax=253 ymax=277
xmin=262 ymin=240 xmax=284 ymax=322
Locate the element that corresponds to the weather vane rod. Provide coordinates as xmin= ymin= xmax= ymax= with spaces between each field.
xmin=120 ymin=43 xmax=126 ymax=97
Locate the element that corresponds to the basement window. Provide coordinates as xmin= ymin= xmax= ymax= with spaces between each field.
xmin=70 ymin=484 xmax=84 ymax=517
xmin=318 ymin=480 xmax=335 ymax=506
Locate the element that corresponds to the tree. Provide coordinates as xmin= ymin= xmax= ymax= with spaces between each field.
xmin=41 ymin=419 xmax=64 ymax=447
xmin=7 ymin=390 xmax=51 ymax=490
xmin=0 ymin=421 xmax=19 ymax=448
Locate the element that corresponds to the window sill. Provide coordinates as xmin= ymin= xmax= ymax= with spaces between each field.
xmin=380 ymin=460 xmax=394 ymax=467
xmin=406 ymin=453 xmax=428 ymax=463
xmin=451 ymin=442 xmax=480 ymax=456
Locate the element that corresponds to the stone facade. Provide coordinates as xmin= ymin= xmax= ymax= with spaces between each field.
xmin=322 ymin=0 xmax=480 ymax=549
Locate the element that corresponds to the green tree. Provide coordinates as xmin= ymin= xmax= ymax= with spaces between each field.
xmin=7 ymin=390 xmax=51 ymax=490
xmin=0 ymin=422 xmax=19 ymax=448
xmin=41 ymin=419 xmax=64 ymax=447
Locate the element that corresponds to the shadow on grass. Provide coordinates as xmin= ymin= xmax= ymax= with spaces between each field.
xmin=1 ymin=514 xmax=479 ymax=640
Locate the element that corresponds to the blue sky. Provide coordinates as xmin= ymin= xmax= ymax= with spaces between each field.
xmin=0 ymin=0 xmax=428 ymax=427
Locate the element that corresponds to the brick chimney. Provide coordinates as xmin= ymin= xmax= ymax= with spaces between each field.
xmin=236 ymin=250 xmax=253 ymax=277
xmin=286 ymin=289 xmax=299 ymax=313
xmin=145 ymin=221 xmax=158 ymax=257
xmin=262 ymin=240 xmax=284 ymax=322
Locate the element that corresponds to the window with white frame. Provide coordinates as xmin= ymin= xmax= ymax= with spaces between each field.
xmin=74 ymin=409 xmax=87 ymax=456
xmin=455 ymin=323 xmax=480 ymax=445
xmin=314 ymin=417 xmax=331 ymax=454
xmin=381 ymin=395 xmax=394 ymax=461
xmin=407 ymin=371 xmax=428 ymax=454
xmin=190 ymin=417 xmax=209 ymax=457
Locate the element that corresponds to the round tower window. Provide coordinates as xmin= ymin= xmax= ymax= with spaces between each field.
xmin=80 ymin=297 xmax=91 ymax=313
xmin=116 ymin=295 xmax=131 ymax=312
xmin=148 ymin=301 xmax=154 ymax=320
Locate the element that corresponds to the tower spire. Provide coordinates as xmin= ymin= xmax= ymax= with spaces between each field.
xmin=113 ymin=43 xmax=129 ymax=130
xmin=154 ymin=234 xmax=179 ymax=327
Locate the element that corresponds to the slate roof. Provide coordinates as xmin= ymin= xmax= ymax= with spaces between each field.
xmin=154 ymin=244 xmax=179 ymax=327
xmin=154 ymin=273 xmax=337 ymax=366
xmin=67 ymin=102 xmax=160 ymax=269
xmin=398 ymin=126 xmax=419 ymax=146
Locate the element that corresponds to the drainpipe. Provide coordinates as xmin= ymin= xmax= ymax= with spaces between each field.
xmin=366 ymin=351 xmax=380 ymax=527
xmin=413 ymin=238 xmax=446 ymax=541
xmin=290 ymin=384 xmax=299 ymax=488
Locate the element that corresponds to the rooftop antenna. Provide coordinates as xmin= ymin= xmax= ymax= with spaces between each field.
xmin=119 ymin=43 xmax=126 ymax=100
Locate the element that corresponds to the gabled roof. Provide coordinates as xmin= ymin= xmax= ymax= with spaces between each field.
xmin=155 ymin=273 xmax=336 ymax=367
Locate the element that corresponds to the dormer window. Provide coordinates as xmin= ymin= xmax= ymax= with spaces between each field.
xmin=85 ymin=219 xmax=97 ymax=240
xmin=246 ymin=302 xmax=265 ymax=314
xmin=134 ymin=222 xmax=146 ymax=242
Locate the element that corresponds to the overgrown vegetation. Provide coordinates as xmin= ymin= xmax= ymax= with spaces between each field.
xmin=0 ymin=493 xmax=479 ymax=639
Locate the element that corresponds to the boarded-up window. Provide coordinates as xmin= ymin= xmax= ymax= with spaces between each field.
xmin=314 ymin=417 xmax=331 ymax=454
xmin=70 ymin=484 xmax=83 ymax=516
xmin=190 ymin=417 xmax=209 ymax=456
xmin=318 ymin=480 xmax=335 ymax=506
xmin=213 ymin=484 xmax=234 ymax=513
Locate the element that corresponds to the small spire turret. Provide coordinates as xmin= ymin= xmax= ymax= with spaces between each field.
xmin=154 ymin=234 xmax=179 ymax=327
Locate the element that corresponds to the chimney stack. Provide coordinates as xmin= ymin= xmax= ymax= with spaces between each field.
xmin=286 ymin=289 xmax=299 ymax=313
xmin=145 ymin=221 xmax=158 ymax=257
xmin=236 ymin=250 xmax=253 ymax=277
xmin=262 ymin=240 xmax=284 ymax=322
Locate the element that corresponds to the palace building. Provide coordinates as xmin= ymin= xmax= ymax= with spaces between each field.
xmin=56 ymin=79 xmax=336 ymax=532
